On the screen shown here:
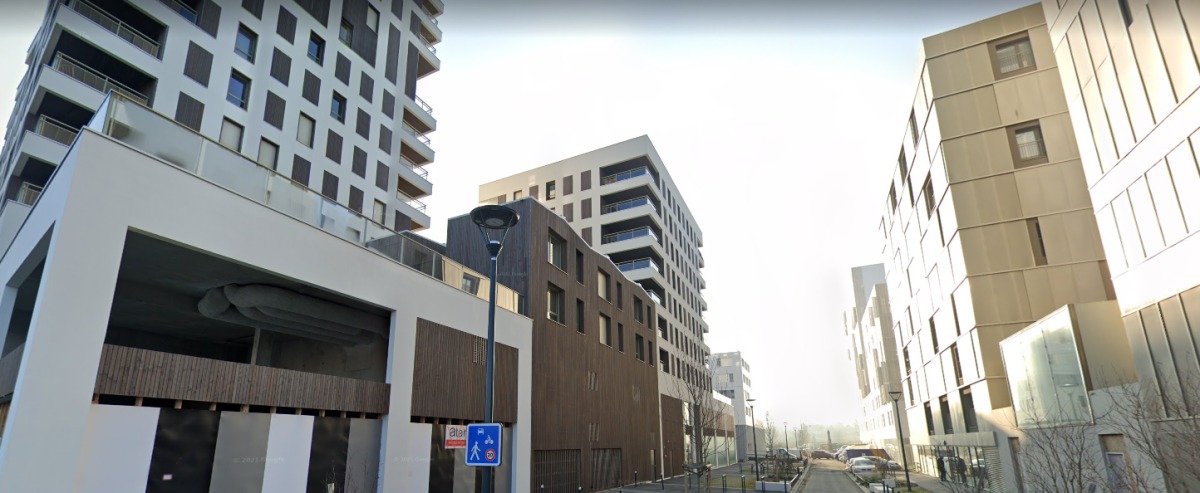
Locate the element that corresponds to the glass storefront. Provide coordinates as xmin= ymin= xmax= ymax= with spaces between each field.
xmin=912 ymin=444 xmax=999 ymax=492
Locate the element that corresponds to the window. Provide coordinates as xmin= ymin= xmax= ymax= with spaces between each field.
xmin=1101 ymin=435 xmax=1133 ymax=493
xmin=576 ymin=299 xmax=585 ymax=333
xmin=617 ymin=324 xmax=625 ymax=352
xmin=925 ymin=402 xmax=935 ymax=435
xmin=548 ymin=231 xmax=566 ymax=270
xmin=929 ymin=317 xmax=939 ymax=352
xmin=634 ymin=298 xmax=644 ymax=323
xmin=992 ymin=36 xmax=1035 ymax=76
xmin=235 ymin=24 xmax=257 ymax=61
xmin=257 ymin=139 xmax=278 ymax=169
xmin=547 ymin=284 xmax=565 ymax=324
xmin=950 ymin=344 xmax=963 ymax=386
xmin=598 ymin=270 xmax=610 ymax=301
xmin=616 ymin=283 xmax=623 ymax=309
xmin=903 ymin=347 xmax=911 ymax=374
xmin=599 ymin=314 xmax=612 ymax=346
xmin=575 ymin=250 xmax=584 ymax=283
xmin=227 ymin=71 xmax=250 ymax=109
xmin=372 ymin=199 xmax=386 ymax=224
xmin=512 ymin=190 xmax=522 ymax=200
xmin=1117 ymin=0 xmax=1133 ymax=27
xmin=962 ymin=388 xmax=978 ymax=432
xmin=219 ymin=118 xmax=244 ymax=151
xmin=339 ymin=19 xmax=353 ymax=45
xmin=546 ymin=181 xmax=556 ymax=199
xmin=660 ymin=349 xmax=670 ymax=373
xmin=922 ymin=176 xmax=935 ymax=218
xmin=1012 ymin=124 xmax=1047 ymax=165
xmin=898 ymin=148 xmax=908 ymax=178
xmin=366 ymin=5 xmax=380 ymax=31
xmin=908 ymin=110 xmax=919 ymax=147
xmin=888 ymin=185 xmax=898 ymax=211
xmin=297 ymin=113 xmax=315 ymax=147
xmin=461 ymin=274 xmax=480 ymax=294
xmin=308 ymin=33 xmax=325 ymax=63
xmin=331 ymin=92 xmax=347 ymax=122
xmin=635 ymin=334 xmax=645 ymax=361
xmin=1027 ymin=218 xmax=1048 ymax=266
xmin=940 ymin=395 xmax=953 ymax=434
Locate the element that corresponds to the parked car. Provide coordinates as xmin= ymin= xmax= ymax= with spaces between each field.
xmin=811 ymin=450 xmax=835 ymax=460
xmin=848 ymin=457 xmax=877 ymax=473
xmin=885 ymin=460 xmax=902 ymax=471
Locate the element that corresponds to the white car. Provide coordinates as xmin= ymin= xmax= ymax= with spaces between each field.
xmin=849 ymin=457 xmax=877 ymax=473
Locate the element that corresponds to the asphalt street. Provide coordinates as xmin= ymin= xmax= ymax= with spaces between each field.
xmin=799 ymin=459 xmax=862 ymax=493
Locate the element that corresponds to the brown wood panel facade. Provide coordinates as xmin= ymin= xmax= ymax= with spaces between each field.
xmin=660 ymin=395 xmax=685 ymax=478
xmin=410 ymin=318 xmax=519 ymax=424
xmin=446 ymin=198 xmax=662 ymax=492
xmin=94 ymin=344 xmax=389 ymax=413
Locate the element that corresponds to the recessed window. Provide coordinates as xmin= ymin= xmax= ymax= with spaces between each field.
xmin=297 ymin=112 xmax=315 ymax=147
xmin=512 ymin=190 xmax=522 ymax=200
xmin=257 ymin=138 xmax=278 ymax=169
xmin=575 ymin=250 xmax=584 ymax=283
xmin=597 ymin=270 xmax=611 ymax=301
xmin=227 ymin=71 xmax=250 ymax=109
xmin=635 ymin=334 xmax=646 ymax=361
xmin=547 ymin=284 xmax=565 ymax=324
xmin=599 ymin=314 xmax=612 ymax=346
xmin=576 ymin=299 xmax=585 ymax=333
xmin=617 ymin=323 xmax=625 ymax=352
xmin=1027 ymin=217 xmax=1048 ymax=266
xmin=634 ymin=297 xmax=644 ymax=324
xmin=219 ymin=118 xmax=243 ymax=151
xmin=366 ymin=5 xmax=380 ymax=32
xmin=339 ymin=19 xmax=353 ymax=44
xmin=372 ymin=199 xmax=386 ymax=224
xmin=546 ymin=181 xmax=557 ymax=200
xmin=308 ymin=33 xmax=325 ymax=63
xmin=235 ymin=24 xmax=257 ymax=61
xmin=461 ymin=274 xmax=480 ymax=294
xmin=993 ymin=36 xmax=1035 ymax=76
xmin=922 ymin=175 xmax=935 ymax=218
xmin=548 ymin=231 xmax=566 ymax=270
xmin=908 ymin=110 xmax=919 ymax=147
xmin=331 ymin=92 xmax=347 ymax=122
xmin=1012 ymin=123 xmax=1047 ymax=166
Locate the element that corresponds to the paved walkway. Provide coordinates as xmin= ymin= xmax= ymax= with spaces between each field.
xmin=599 ymin=461 xmax=787 ymax=492
xmin=799 ymin=459 xmax=863 ymax=493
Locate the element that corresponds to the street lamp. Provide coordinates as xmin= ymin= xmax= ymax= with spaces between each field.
xmin=747 ymin=398 xmax=761 ymax=484
xmin=888 ymin=390 xmax=912 ymax=491
xmin=471 ymin=205 xmax=519 ymax=493
xmin=783 ymin=422 xmax=790 ymax=476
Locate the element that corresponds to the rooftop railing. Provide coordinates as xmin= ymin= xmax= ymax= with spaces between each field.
xmin=600 ymin=166 xmax=649 ymax=186
xmin=33 ymin=115 xmax=79 ymax=146
xmin=616 ymin=258 xmax=660 ymax=274
xmin=601 ymin=226 xmax=657 ymax=245
xmin=50 ymin=52 xmax=148 ymax=105
xmin=66 ymin=0 xmax=160 ymax=57
xmin=88 ymin=93 xmax=521 ymax=313
xmin=601 ymin=196 xmax=656 ymax=215
xmin=400 ymin=155 xmax=430 ymax=179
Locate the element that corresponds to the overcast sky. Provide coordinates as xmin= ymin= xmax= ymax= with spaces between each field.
xmin=0 ymin=0 xmax=1037 ymax=428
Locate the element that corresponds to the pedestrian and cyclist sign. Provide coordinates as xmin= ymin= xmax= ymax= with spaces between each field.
xmin=465 ymin=423 xmax=502 ymax=467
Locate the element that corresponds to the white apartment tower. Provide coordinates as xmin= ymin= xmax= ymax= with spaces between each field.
xmin=709 ymin=351 xmax=756 ymax=461
xmin=0 ymin=0 xmax=441 ymax=231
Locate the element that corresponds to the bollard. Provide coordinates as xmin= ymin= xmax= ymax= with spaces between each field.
xmin=741 ymin=475 xmax=746 ymax=493
xmin=539 ymin=486 xmax=544 ymax=492
xmin=634 ymin=470 xmax=638 ymax=487
xmin=722 ymin=475 xmax=727 ymax=492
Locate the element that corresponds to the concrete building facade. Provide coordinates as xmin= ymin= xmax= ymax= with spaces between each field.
xmin=843 ymin=264 xmax=906 ymax=465
xmin=479 ymin=135 xmax=711 ymax=477
xmin=709 ymin=351 xmax=758 ymax=461
xmin=881 ymin=4 xmax=1116 ymax=491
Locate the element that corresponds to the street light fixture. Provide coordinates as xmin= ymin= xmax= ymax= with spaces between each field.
xmin=747 ymin=398 xmax=761 ymax=484
xmin=470 ymin=205 xmax=519 ymax=493
xmin=888 ymin=390 xmax=912 ymax=491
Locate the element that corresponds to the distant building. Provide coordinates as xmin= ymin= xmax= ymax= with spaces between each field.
xmin=842 ymin=265 xmax=905 ymax=465
xmin=709 ymin=351 xmax=758 ymax=461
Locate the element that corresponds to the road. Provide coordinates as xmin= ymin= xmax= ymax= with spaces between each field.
xmin=800 ymin=458 xmax=862 ymax=493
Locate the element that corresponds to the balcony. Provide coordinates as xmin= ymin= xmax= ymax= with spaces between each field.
xmin=397 ymin=189 xmax=427 ymax=212
xmin=64 ymin=0 xmax=161 ymax=57
xmin=33 ymin=115 xmax=79 ymax=146
xmin=415 ymin=95 xmax=434 ymax=115
xmin=601 ymin=166 xmax=651 ymax=186
xmin=402 ymin=121 xmax=431 ymax=147
xmin=49 ymin=52 xmax=148 ymax=105
xmin=82 ymin=93 xmax=522 ymax=313
xmin=15 ymin=183 xmax=43 ymax=207
xmin=616 ymin=258 xmax=660 ymax=274
xmin=602 ymin=196 xmax=656 ymax=215
xmin=602 ymin=226 xmax=657 ymax=245
xmin=160 ymin=0 xmax=198 ymax=24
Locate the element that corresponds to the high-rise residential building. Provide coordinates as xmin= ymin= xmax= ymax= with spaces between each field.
xmin=880 ymin=4 xmax=1116 ymax=490
xmin=0 ymin=1 xmax=547 ymax=492
xmin=479 ymin=135 xmax=711 ymax=477
xmin=444 ymin=197 xmax=662 ymax=492
xmin=0 ymin=0 xmax=440 ymax=232
xmin=1040 ymin=0 xmax=1200 ymax=431
xmin=709 ymin=351 xmax=758 ymax=461
xmin=842 ymin=264 xmax=905 ymax=464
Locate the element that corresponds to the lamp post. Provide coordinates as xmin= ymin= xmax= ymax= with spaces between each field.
xmin=887 ymin=390 xmax=911 ymax=491
xmin=783 ymin=422 xmax=790 ymax=476
xmin=747 ymin=398 xmax=760 ymax=484
xmin=471 ymin=205 xmax=519 ymax=493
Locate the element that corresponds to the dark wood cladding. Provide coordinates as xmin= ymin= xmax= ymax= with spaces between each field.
xmin=341 ymin=0 xmax=379 ymax=66
xmin=660 ymin=395 xmax=684 ymax=478
xmin=446 ymin=198 xmax=662 ymax=492
xmin=411 ymin=318 xmax=519 ymax=424
xmin=183 ymin=42 xmax=213 ymax=87
xmin=293 ymin=0 xmax=331 ymax=26
xmin=94 ymin=345 xmax=389 ymax=413
xmin=0 ymin=344 xmax=24 ymax=398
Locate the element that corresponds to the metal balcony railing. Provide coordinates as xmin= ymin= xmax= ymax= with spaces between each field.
xmin=400 ymin=155 xmax=430 ymax=179
xmin=160 ymin=0 xmax=198 ymax=24
xmin=402 ymin=122 xmax=432 ymax=146
xmin=414 ymin=95 xmax=433 ymax=115
xmin=15 ymin=183 xmax=42 ymax=206
xmin=50 ymin=53 xmax=149 ymax=105
xmin=418 ymin=1 xmax=439 ymax=24
xmin=33 ymin=115 xmax=79 ymax=146
xmin=397 ymin=190 xmax=427 ymax=212
xmin=1017 ymin=139 xmax=1046 ymax=160
xmin=600 ymin=166 xmax=649 ymax=186
xmin=601 ymin=196 xmax=655 ymax=215
xmin=601 ymin=227 xmax=657 ymax=245
xmin=616 ymin=258 xmax=660 ymax=274
xmin=66 ymin=0 xmax=160 ymax=57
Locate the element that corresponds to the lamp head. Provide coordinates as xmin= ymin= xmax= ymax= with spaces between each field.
xmin=470 ymin=205 xmax=519 ymax=258
xmin=888 ymin=390 xmax=903 ymax=402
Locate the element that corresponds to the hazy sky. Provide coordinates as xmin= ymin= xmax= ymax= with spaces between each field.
xmin=0 ymin=0 xmax=1037 ymax=428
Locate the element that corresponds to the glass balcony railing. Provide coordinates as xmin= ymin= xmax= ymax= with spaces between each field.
xmin=66 ymin=0 xmax=160 ymax=57
xmin=601 ymin=196 xmax=655 ymax=215
xmin=401 ymin=122 xmax=432 ymax=146
xmin=616 ymin=258 xmax=660 ymax=273
xmin=33 ymin=115 xmax=79 ymax=146
xmin=400 ymin=155 xmax=430 ymax=179
xmin=15 ymin=183 xmax=42 ymax=206
xmin=50 ymin=53 xmax=149 ymax=105
xmin=647 ymin=291 xmax=663 ymax=307
xmin=82 ymin=93 xmax=522 ymax=313
xmin=160 ymin=0 xmax=198 ymax=24
xmin=397 ymin=190 xmax=427 ymax=212
xmin=601 ymin=227 xmax=657 ymax=245
xmin=600 ymin=166 xmax=649 ymax=186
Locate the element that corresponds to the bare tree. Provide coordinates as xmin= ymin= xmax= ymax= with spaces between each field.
xmin=673 ymin=369 xmax=728 ymax=493
xmin=1105 ymin=377 xmax=1200 ymax=493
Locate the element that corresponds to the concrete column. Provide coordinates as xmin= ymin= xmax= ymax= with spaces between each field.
xmin=0 ymin=214 xmax=126 ymax=491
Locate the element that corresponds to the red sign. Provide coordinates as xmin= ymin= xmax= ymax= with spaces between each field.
xmin=445 ymin=425 xmax=467 ymax=449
